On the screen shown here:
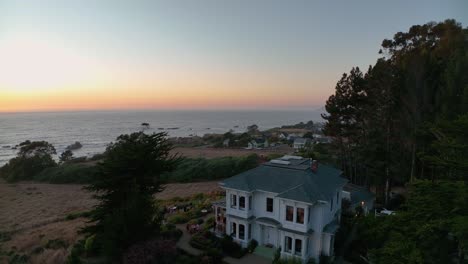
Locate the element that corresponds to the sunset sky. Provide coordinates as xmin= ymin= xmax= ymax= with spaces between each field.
xmin=1 ymin=0 xmax=467 ymax=112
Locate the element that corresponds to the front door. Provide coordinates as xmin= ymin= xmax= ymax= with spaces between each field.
xmin=263 ymin=226 xmax=276 ymax=246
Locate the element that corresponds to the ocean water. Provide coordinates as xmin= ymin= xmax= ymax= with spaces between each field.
xmin=0 ymin=110 xmax=323 ymax=165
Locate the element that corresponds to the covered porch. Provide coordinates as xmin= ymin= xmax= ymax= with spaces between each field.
xmin=212 ymin=199 xmax=227 ymax=236
xmin=256 ymin=217 xmax=282 ymax=248
xmin=253 ymin=245 xmax=277 ymax=260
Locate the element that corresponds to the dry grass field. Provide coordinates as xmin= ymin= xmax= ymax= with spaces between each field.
xmin=172 ymin=145 xmax=293 ymax=159
xmin=0 ymin=180 xmax=221 ymax=263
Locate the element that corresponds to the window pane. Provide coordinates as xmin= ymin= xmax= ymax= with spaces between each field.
xmin=286 ymin=206 xmax=294 ymax=221
xmin=295 ymin=239 xmax=302 ymax=255
xmin=296 ymin=208 xmax=304 ymax=224
xmin=239 ymin=196 xmax=245 ymax=209
xmin=239 ymin=224 xmax=245 ymax=240
xmin=284 ymin=236 xmax=292 ymax=252
xmin=231 ymin=195 xmax=237 ymax=208
xmin=232 ymin=223 xmax=237 ymax=237
xmin=267 ymin=198 xmax=273 ymax=212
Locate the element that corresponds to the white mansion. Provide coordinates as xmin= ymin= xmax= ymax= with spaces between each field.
xmin=213 ymin=155 xmax=348 ymax=263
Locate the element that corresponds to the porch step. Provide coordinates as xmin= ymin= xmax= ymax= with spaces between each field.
xmin=253 ymin=245 xmax=276 ymax=260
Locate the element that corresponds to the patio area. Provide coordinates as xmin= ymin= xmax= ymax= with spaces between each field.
xmin=253 ymin=245 xmax=277 ymax=260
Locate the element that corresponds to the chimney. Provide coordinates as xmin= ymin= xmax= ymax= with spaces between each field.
xmin=311 ymin=160 xmax=318 ymax=173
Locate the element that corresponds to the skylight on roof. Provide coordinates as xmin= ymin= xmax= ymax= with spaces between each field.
xmin=270 ymin=159 xmax=291 ymax=165
xmin=280 ymin=155 xmax=304 ymax=160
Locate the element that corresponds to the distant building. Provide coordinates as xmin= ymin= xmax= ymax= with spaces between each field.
xmin=293 ymin=138 xmax=311 ymax=151
xmin=223 ymin=138 xmax=231 ymax=147
xmin=287 ymin=133 xmax=300 ymax=141
xmin=278 ymin=132 xmax=288 ymax=140
xmin=314 ymin=137 xmax=333 ymax=144
xmin=342 ymin=184 xmax=375 ymax=215
xmin=247 ymin=138 xmax=269 ymax=149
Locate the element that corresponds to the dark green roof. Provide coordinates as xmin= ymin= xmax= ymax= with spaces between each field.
xmin=221 ymin=158 xmax=347 ymax=204
xmin=227 ymin=214 xmax=256 ymax=222
xmin=279 ymin=226 xmax=314 ymax=236
xmin=323 ymin=219 xmax=339 ymax=234
xmin=256 ymin=217 xmax=281 ymax=226
xmin=343 ymin=184 xmax=375 ymax=205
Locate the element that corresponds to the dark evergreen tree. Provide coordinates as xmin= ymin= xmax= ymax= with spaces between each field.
xmin=83 ymin=132 xmax=180 ymax=261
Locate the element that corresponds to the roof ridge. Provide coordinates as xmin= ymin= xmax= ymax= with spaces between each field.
xmin=263 ymin=164 xmax=308 ymax=171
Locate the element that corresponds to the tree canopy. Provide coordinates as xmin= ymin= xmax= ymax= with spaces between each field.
xmin=83 ymin=132 xmax=180 ymax=261
xmin=0 ymin=140 xmax=57 ymax=182
xmin=322 ymin=19 xmax=468 ymax=200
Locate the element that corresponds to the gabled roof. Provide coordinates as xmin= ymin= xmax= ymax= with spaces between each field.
xmin=220 ymin=157 xmax=347 ymax=204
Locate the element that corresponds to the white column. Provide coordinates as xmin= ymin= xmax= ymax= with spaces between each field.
xmin=301 ymin=238 xmax=304 ymax=257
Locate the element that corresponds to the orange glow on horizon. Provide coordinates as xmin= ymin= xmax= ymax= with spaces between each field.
xmin=0 ymin=32 xmax=331 ymax=112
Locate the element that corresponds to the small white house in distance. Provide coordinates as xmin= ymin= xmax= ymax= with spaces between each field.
xmin=293 ymin=138 xmax=310 ymax=151
xmin=247 ymin=138 xmax=269 ymax=149
xmin=215 ymin=156 xmax=347 ymax=263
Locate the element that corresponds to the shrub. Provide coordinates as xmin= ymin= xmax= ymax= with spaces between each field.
xmin=161 ymin=154 xmax=258 ymax=183
xmin=65 ymin=211 xmax=91 ymax=220
xmin=32 ymin=247 xmax=44 ymax=255
xmin=34 ymin=164 xmax=98 ymax=184
xmin=1 ymin=155 xmax=56 ymax=182
xmin=319 ymin=255 xmax=331 ymax=264
xmin=0 ymin=232 xmax=11 ymax=242
xmin=167 ymin=213 xmax=190 ymax=224
xmin=161 ymin=228 xmax=183 ymax=241
xmin=203 ymin=248 xmax=223 ymax=263
xmin=8 ymin=253 xmax=29 ymax=264
xmin=84 ymin=235 xmax=98 ymax=257
xmin=203 ymin=217 xmax=215 ymax=230
xmin=247 ymin=239 xmax=258 ymax=253
xmin=45 ymin=238 xmax=68 ymax=249
xmin=122 ymin=239 xmax=177 ymax=264
xmin=66 ymin=240 xmax=85 ymax=264
xmin=272 ymin=247 xmax=281 ymax=264
xmin=189 ymin=232 xmax=219 ymax=250
xmin=89 ymin=153 xmax=106 ymax=161
xmin=220 ymin=235 xmax=247 ymax=258
xmin=68 ymin=157 xmax=87 ymax=163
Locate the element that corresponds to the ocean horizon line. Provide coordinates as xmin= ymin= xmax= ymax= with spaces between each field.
xmin=0 ymin=107 xmax=325 ymax=115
